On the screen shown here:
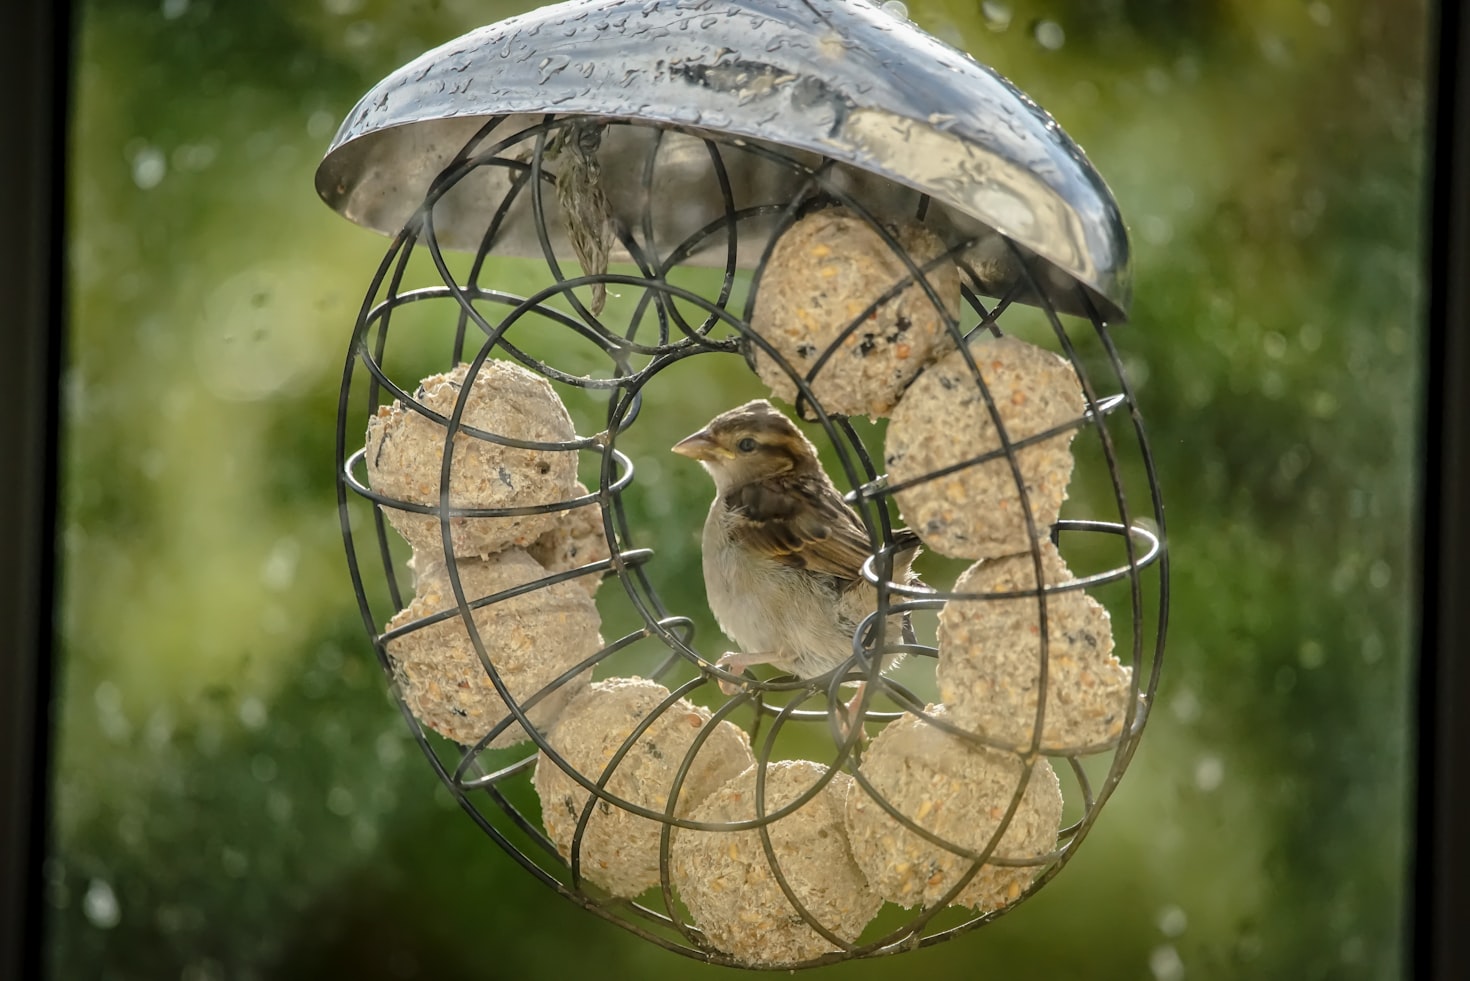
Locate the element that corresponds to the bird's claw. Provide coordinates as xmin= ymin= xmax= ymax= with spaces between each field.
xmin=834 ymin=682 xmax=873 ymax=744
xmin=714 ymin=651 xmax=751 ymax=696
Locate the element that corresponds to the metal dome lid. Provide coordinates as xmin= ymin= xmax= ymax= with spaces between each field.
xmin=315 ymin=0 xmax=1131 ymax=321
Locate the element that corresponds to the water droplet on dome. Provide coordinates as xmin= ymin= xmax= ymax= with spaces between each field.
xmin=538 ymin=54 xmax=571 ymax=83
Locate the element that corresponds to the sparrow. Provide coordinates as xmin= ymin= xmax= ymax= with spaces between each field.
xmin=672 ymin=399 xmax=923 ymax=705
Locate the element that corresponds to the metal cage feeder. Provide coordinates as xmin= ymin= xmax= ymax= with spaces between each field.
xmin=318 ymin=0 xmax=1167 ymax=968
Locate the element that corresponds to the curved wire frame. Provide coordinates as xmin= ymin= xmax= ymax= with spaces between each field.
xmin=334 ymin=113 xmax=1168 ymax=969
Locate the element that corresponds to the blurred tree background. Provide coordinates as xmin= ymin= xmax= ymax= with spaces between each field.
xmin=48 ymin=0 xmax=1426 ymax=978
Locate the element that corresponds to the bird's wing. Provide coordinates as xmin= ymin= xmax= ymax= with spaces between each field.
xmin=724 ymin=473 xmax=875 ymax=582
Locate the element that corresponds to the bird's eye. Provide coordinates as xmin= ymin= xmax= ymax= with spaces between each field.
xmin=737 ymin=437 xmax=757 ymax=453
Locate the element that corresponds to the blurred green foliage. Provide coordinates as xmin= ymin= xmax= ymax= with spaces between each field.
xmin=50 ymin=0 xmax=1424 ymax=978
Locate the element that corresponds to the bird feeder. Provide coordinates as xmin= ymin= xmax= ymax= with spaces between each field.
xmin=319 ymin=0 xmax=1166 ymax=967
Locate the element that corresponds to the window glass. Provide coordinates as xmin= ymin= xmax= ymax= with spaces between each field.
xmin=51 ymin=1 xmax=1424 ymax=977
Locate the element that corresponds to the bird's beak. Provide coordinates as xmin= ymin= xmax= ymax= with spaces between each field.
xmin=672 ymin=429 xmax=722 ymax=461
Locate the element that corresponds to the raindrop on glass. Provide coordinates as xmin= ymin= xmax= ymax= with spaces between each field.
xmin=327 ymin=786 xmax=356 ymax=816
xmin=82 ymin=878 xmax=121 ymax=929
xmin=268 ymin=789 xmax=294 ymax=824
xmin=1361 ymin=632 xmax=1384 ymax=664
xmin=351 ymin=820 xmax=380 ymax=852
xmin=181 ymin=960 xmax=224 ymax=981
xmin=1032 ymin=20 xmax=1065 ymax=51
xmin=94 ymin=682 xmax=132 ymax=743
xmin=1169 ymin=687 xmax=1201 ymax=724
xmin=344 ymin=21 xmax=376 ymax=50
xmin=1140 ymin=214 xmax=1174 ymax=247
xmin=981 ymin=1 xmax=1012 ymax=31
xmin=131 ymin=146 xmax=167 ymax=191
xmin=1258 ymin=34 xmax=1291 ymax=66
xmin=1368 ymin=560 xmax=1391 ymax=590
xmin=1149 ymin=944 xmax=1184 ymax=981
xmin=307 ymin=109 xmax=337 ymax=141
xmin=220 ymin=847 xmax=248 ymax=878
xmin=238 ymin=695 xmax=269 ymax=731
xmin=261 ymin=537 xmax=300 ymax=590
xmin=171 ymin=143 xmax=217 ymax=173
xmin=1194 ymin=755 xmax=1224 ymax=792
xmin=375 ymin=730 xmax=406 ymax=767
xmin=251 ymin=753 xmax=278 ymax=783
xmin=43 ymin=858 xmax=68 ymax=910
xmin=1157 ymin=904 xmax=1188 ymax=937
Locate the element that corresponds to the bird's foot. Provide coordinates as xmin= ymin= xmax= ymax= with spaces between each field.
xmin=713 ymin=651 xmax=769 ymax=696
xmin=834 ymin=681 xmax=873 ymax=744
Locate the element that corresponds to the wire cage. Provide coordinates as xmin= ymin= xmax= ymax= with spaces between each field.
xmin=320 ymin=0 xmax=1166 ymax=968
